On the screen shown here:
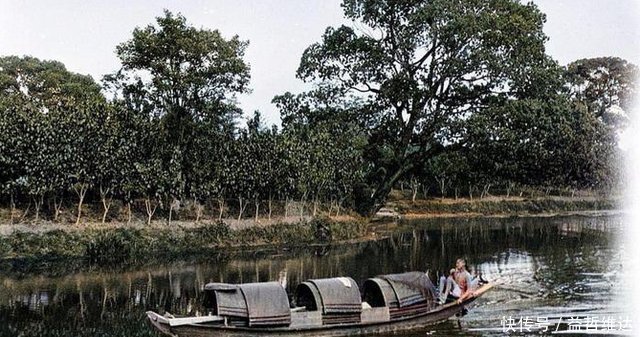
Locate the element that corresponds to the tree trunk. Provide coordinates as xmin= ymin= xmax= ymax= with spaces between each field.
xmin=364 ymin=164 xmax=414 ymax=217
xmin=144 ymin=198 xmax=157 ymax=225
xmin=421 ymin=185 xmax=430 ymax=200
xmin=435 ymin=177 xmax=447 ymax=200
xmin=127 ymin=202 xmax=132 ymax=224
xmin=299 ymin=194 xmax=307 ymax=219
xmin=73 ymin=183 xmax=88 ymax=226
xmin=268 ymin=196 xmax=273 ymax=221
xmin=100 ymin=186 xmax=112 ymax=224
xmin=168 ymin=197 xmax=179 ymax=225
xmin=33 ymin=194 xmax=43 ymax=222
xmin=410 ymin=177 xmax=419 ymax=202
xmin=9 ymin=193 xmax=15 ymax=225
xmin=195 ymin=199 xmax=203 ymax=223
xmin=217 ymin=198 xmax=225 ymax=221
xmin=254 ymin=198 xmax=260 ymax=223
xmin=53 ymin=195 xmax=63 ymax=222
xmin=19 ymin=201 xmax=31 ymax=223
xmin=284 ymin=196 xmax=289 ymax=219
xmin=237 ymin=196 xmax=246 ymax=223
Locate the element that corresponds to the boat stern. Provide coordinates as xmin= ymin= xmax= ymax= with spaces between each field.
xmin=146 ymin=311 xmax=177 ymax=337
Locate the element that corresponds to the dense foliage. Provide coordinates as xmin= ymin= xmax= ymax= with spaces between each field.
xmin=0 ymin=4 xmax=635 ymax=223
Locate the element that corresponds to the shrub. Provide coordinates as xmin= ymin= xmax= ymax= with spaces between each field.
xmin=0 ymin=237 xmax=10 ymax=258
xmin=85 ymin=228 xmax=145 ymax=263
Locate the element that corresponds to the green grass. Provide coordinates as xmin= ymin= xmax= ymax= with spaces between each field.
xmin=0 ymin=217 xmax=369 ymax=263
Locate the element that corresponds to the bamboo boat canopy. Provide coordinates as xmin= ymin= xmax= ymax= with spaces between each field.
xmin=296 ymin=277 xmax=361 ymax=314
xmin=363 ymin=272 xmax=437 ymax=309
xmin=204 ymin=282 xmax=291 ymax=327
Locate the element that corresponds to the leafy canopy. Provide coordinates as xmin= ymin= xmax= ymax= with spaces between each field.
xmin=295 ymin=0 xmax=561 ymax=213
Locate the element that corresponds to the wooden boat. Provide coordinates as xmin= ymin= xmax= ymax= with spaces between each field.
xmin=147 ymin=271 xmax=493 ymax=337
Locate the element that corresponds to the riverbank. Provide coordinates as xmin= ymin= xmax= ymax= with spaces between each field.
xmin=0 ymin=196 xmax=618 ymax=264
xmin=0 ymin=217 xmax=368 ymax=264
xmin=388 ymin=195 xmax=619 ymax=218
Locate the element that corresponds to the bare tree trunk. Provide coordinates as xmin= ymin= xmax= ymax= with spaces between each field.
xmin=299 ymin=194 xmax=307 ymax=219
xmin=194 ymin=199 xmax=203 ymax=223
xmin=33 ymin=194 xmax=43 ymax=222
xmin=9 ymin=193 xmax=15 ymax=225
xmin=421 ymin=185 xmax=430 ymax=200
xmin=100 ymin=186 xmax=112 ymax=224
xmin=436 ymin=177 xmax=447 ymax=200
xmin=254 ymin=198 xmax=260 ymax=223
xmin=216 ymin=198 xmax=225 ymax=221
xmin=126 ymin=201 xmax=132 ymax=224
xmin=410 ymin=177 xmax=419 ymax=202
xmin=73 ymin=183 xmax=89 ymax=226
xmin=268 ymin=196 xmax=273 ymax=221
xmin=144 ymin=198 xmax=157 ymax=225
xmin=481 ymin=183 xmax=492 ymax=199
xmin=284 ymin=196 xmax=289 ymax=219
xmin=53 ymin=195 xmax=63 ymax=222
xmin=468 ymin=183 xmax=474 ymax=200
xmin=237 ymin=196 xmax=247 ymax=223
xmin=168 ymin=197 xmax=178 ymax=225
xmin=454 ymin=187 xmax=459 ymax=201
xmin=20 ymin=201 xmax=31 ymax=223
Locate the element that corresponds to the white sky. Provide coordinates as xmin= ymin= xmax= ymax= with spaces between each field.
xmin=0 ymin=0 xmax=638 ymax=127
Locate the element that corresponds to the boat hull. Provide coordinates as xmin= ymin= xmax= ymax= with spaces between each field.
xmin=147 ymin=283 xmax=493 ymax=337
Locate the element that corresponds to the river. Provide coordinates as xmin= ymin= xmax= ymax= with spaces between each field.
xmin=0 ymin=213 xmax=628 ymax=336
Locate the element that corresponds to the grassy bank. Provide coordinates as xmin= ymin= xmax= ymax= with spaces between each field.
xmin=0 ymin=217 xmax=368 ymax=263
xmin=389 ymin=196 xmax=618 ymax=217
xmin=0 ymin=196 xmax=618 ymax=265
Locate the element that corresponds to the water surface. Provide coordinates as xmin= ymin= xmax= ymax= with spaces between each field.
xmin=0 ymin=214 xmax=627 ymax=336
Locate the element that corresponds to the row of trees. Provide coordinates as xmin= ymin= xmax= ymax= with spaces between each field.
xmin=0 ymin=2 xmax=637 ymax=223
xmin=0 ymin=65 xmax=365 ymax=224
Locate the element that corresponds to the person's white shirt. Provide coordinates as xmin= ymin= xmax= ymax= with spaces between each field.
xmin=450 ymin=278 xmax=462 ymax=297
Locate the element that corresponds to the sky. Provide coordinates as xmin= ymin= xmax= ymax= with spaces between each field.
xmin=0 ymin=0 xmax=638 ymax=126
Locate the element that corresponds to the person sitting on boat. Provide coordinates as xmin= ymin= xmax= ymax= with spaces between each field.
xmin=454 ymin=258 xmax=475 ymax=303
xmin=441 ymin=268 xmax=462 ymax=304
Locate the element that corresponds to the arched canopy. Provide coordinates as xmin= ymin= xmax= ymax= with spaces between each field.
xmin=362 ymin=272 xmax=437 ymax=309
xmin=204 ymin=281 xmax=290 ymax=327
xmin=295 ymin=277 xmax=362 ymax=325
xmin=295 ymin=277 xmax=361 ymax=314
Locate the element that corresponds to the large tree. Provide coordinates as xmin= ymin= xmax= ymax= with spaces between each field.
xmin=565 ymin=57 xmax=638 ymax=128
xmin=296 ymin=0 xmax=561 ymax=215
xmin=0 ymin=56 xmax=104 ymax=223
xmin=106 ymin=10 xmax=251 ymax=198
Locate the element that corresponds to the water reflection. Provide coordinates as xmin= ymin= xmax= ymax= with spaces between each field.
xmin=0 ymin=214 xmax=624 ymax=337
